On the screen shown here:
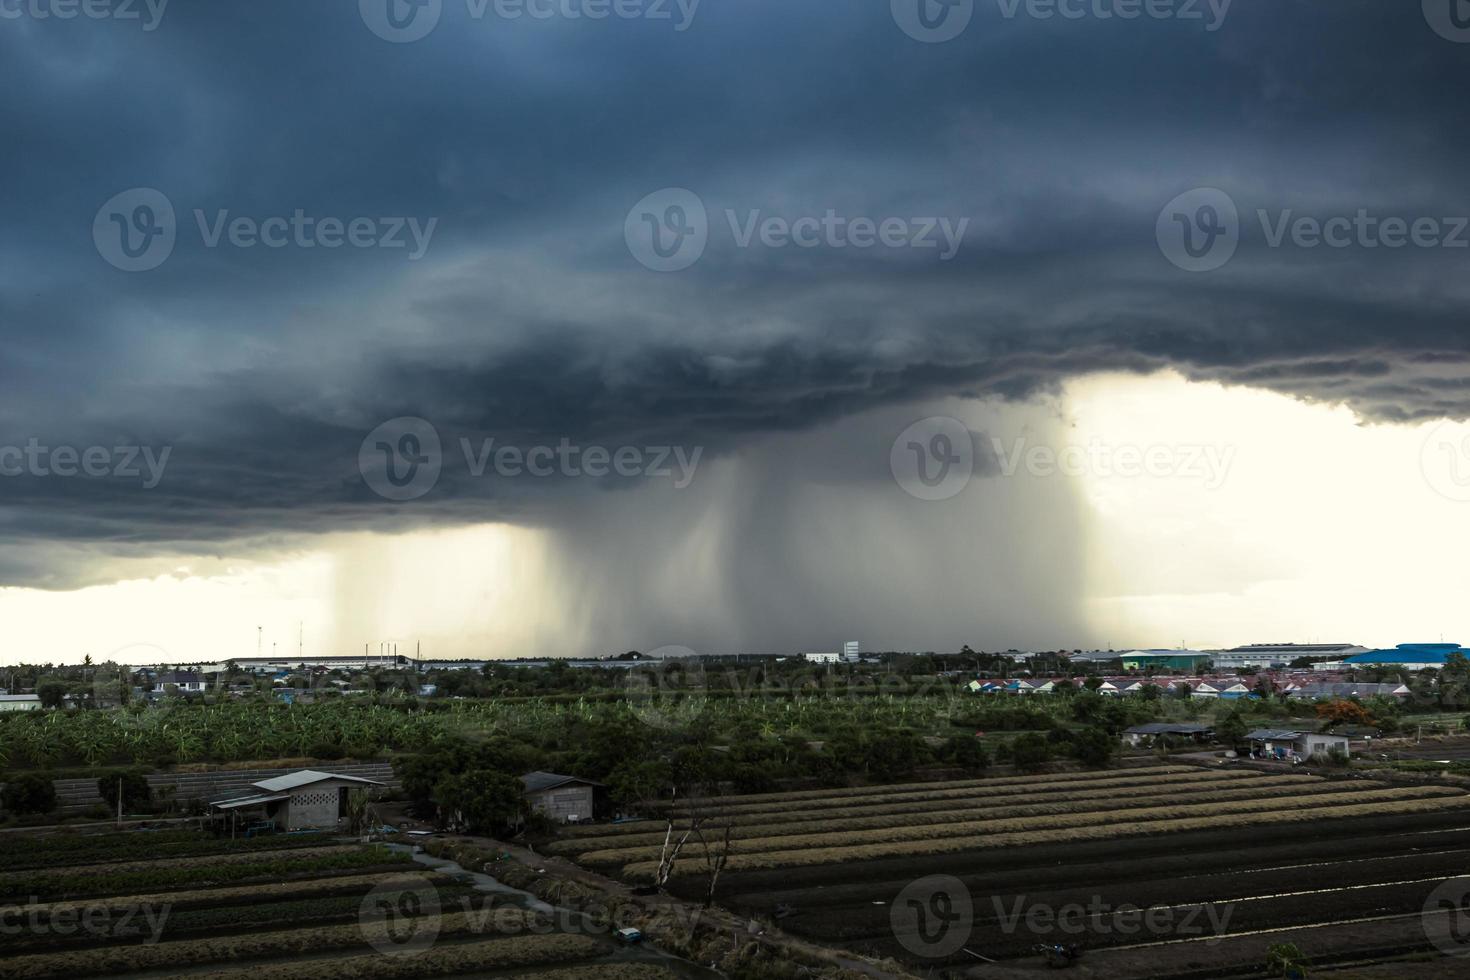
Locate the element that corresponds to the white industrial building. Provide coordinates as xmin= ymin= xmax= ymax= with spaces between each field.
xmin=1209 ymin=643 xmax=1368 ymax=670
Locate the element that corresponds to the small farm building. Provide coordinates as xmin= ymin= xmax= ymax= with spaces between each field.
xmin=1246 ymin=729 xmax=1351 ymax=761
xmin=521 ymin=771 xmax=601 ymax=823
xmin=209 ymin=769 xmax=384 ymax=833
xmin=1122 ymin=722 xmax=1214 ymax=746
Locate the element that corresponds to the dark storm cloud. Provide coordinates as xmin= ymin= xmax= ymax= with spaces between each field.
xmin=1 ymin=0 xmax=1468 ymax=587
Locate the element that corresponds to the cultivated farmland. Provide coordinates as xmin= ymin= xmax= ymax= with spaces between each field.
xmin=0 ymin=830 xmax=686 ymax=980
xmin=550 ymin=764 xmax=1470 ymax=977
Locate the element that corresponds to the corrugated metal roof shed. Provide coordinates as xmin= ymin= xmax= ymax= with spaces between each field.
xmin=252 ymin=769 xmax=385 ymax=792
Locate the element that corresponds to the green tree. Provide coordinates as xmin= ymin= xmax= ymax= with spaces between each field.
xmin=98 ymin=770 xmax=152 ymax=813
xmin=1217 ymin=711 xmax=1248 ymax=749
xmin=433 ymin=769 xmax=525 ymax=836
xmin=942 ymin=734 xmax=990 ymax=773
xmin=36 ymin=681 xmax=67 ymax=710
xmin=2 ymin=772 xmax=58 ymax=815
xmin=1265 ymin=942 xmax=1307 ymax=978
xmin=1010 ymin=733 xmax=1051 ymax=773
xmin=1070 ymin=726 xmax=1117 ymax=768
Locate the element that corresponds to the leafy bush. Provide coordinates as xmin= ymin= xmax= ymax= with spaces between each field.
xmin=3 ymin=772 xmax=58 ymax=815
xmin=1069 ymin=727 xmax=1117 ymax=768
xmin=433 ymin=769 xmax=526 ymax=835
xmin=97 ymin=770 xmax=152 ymax=813
xmin=1009 ymin=733 xmax=1052 ymax=773
xmin=940 ymin=734 xmax=989 ymax=773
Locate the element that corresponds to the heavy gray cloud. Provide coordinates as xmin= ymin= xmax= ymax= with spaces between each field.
xmin=1 ymin=0 xmax=1467 ymax=604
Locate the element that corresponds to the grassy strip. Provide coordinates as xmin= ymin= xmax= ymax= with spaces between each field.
xmin=7 ymin=832 xmax=334 ymax=871
xmin=595 ymin=786 xmax=1466 ymax=867
xmin=635 ymin=765 xmax=1234 ymax=813
xmin=0 ymin=845 xmax=360 ymax=890
xmin=627 ymin=795 xmax=1470 ymax=878
xmin=518 ymin=967 xmax=679 ymax=980
xmin=0 ymin=872 xmax=448 ymax=924
xmin=658 ymin=768 xmax=1261 ymax=819
xmin=565 ymin=771 xmax=1285 ymax=839
xmin=550 ymin=777 xmax=1355 ymax=854
xmin=0 ymin=884 xmax=483 ymax=956
xmin=0 ymin=908 xmax=549 ymax=979
xmin=188 ymin=934 xmax=608 ymax=980
xmin=651 ymin=763 xmax=1209 ymax=808
xmin=620 ymin=769 xmax=1264 ymax=834
xmin=549 ymin=774 xmax=1305 ymax=852
xmin=0 ymin=846 xmax=407 ymax=903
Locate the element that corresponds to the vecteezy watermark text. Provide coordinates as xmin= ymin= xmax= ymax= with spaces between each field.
xmin=0 ymin=439 xmax=171 ymax=488
xmin=892 ymin=0 xmax=1233 ymax=44
xmin=94 ymin=188 xmax=438 ymax=272
xmin=993 ymin=436 xmax=1235 ymax=488
xmin=0 ymin=898 xmax=172 ymax=943
xmin=0 ymin=0 xmax=169 ymax=30
xmin=1157 ymin=187 xmax=1469 ymax=272
xmin=994 ymin=894 xmax=1235 ymax=941
xmin=359 ymin=417 xmax=703 ymax=501
xmin=625 ymin=188 xmax=969 ymax=272
xmin=891 ymin=876 xmax=1235 ymax=958
xmin=889 ymin=418 xmax=1234 ymax=502
xmin=359 ymin=0 xmax=700 ymax=43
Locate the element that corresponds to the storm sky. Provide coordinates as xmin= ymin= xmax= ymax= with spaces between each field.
xmin=2 ymin=1 xmax=1469 ymax=661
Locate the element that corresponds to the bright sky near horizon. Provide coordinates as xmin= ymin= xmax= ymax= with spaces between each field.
xmin=5 ymin=373 xmax=1467 ymax=666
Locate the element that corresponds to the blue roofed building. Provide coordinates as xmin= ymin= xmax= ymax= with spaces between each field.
xmin=1341 ymin=643 xmax=1470 ymax=671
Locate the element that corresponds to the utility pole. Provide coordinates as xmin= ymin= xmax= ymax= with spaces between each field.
xmin=257 ymin=626 xmax=262 ymax=659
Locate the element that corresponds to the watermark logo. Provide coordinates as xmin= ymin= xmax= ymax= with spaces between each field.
xmin=1423 ymin=876 xmax=1470 ymax=956
xmin=359 ymin=876 xmax=441 ymax=957
xmin=0 ymin=439 xmax=171 ymax=488
xmin=360 ymin=417 xmax=443 ymax=502
xmin=626 ymin=188 xmax=708 ymax=272
xmin=995 ymin=894 xmax=1234 ymax=941
xmin=94 ymin=188 xmax=437 ymax=271
xmin=360 ymin=0 xmax=443 ymax=42
xmin=359 ymin=419 xmax=704 ymax=501
xmin=892 ymin=875 xmax=973 ymax=958
xmin=0 ymin=898 xmax=172 ymax=943
xmin=892 ymin=0 xmax=974 ymax=43
xmin=626 ymin=189 xmax=969 ymax=271
xmin=993 ymin=437 xmax=1234 ymax=489
xmin=94 ymin=188 xmax=176 ymax=273
xmin=890 ymin=417 xmax=975 ymax=501
xmin=1257 ymin=209 xmax=1468 ymax=252
xmin=1424 ymin=0 xmax=1470 ymax=43
xmin=0 ymin=0 xmax=169 ymax=30
xmin=1156 ymin=187 xmax=1238 ymax=272
xmin=625 ymin=646 xmax=706 ymax=731
xmin=994 ymin=0 xmax=1231 ymax=30
xmin=1421 ymin=420 xmax=1470 ymax=503
xmin=361 ymin=0 xmax=699 ymax=44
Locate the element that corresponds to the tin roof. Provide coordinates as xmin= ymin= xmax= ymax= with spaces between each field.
xmin=251 ymin=769 xmax=385 ymax=792
xmin=521 ymin=771 xmax=603 ymax=793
